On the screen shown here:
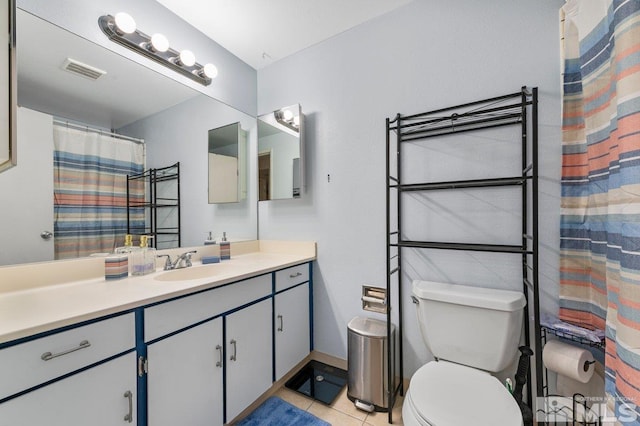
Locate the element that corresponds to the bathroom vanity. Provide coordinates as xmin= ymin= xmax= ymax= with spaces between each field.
xmin=0 ymin=240 xmax=315 ymax=426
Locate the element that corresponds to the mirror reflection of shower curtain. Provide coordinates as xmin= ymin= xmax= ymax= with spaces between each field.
xmin=53 ymin=125 xmax=145 ymax=259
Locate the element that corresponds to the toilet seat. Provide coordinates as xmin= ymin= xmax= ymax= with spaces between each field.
xmin=404 ymin=361 xmax=523 ymax=426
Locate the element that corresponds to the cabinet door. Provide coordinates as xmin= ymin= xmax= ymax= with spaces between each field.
xmin=0 ymin=352 xmax=137 ymax=426
xmin=225 ymin=298 xmax=272 ymax=422
xmin=147 ymin=317 xmax=223 ymax=426
xmin=275 ymin=283 xmax=310 ymax=381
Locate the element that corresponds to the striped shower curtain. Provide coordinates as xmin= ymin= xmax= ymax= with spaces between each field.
xmin=560 ymin=0 xmax=640 ymax=422
xmin=53 ymin=125 xmax=145 ymax=259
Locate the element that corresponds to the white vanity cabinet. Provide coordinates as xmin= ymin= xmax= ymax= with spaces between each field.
xmin=146 ymin=318 xmax=223 ymax=426
xmin=0 ymin=313 xmax=137 ymax=426
xmin=143 ymin=273 xmax=273 ymax=424
xmin=0 ymin=259 xmax=313 ymax=426
xmin=225 ymin=298 xmax=273 ymax=421
xmin=274 ymin=263 xmax=311 ymax=382
xmin=0 ymin=352 xmax=137 ymax=426
xmin=274 ymin=282 xmax=310 ymax=381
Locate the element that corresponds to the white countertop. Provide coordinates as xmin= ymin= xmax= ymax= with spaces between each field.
xmin=0 ymin=241 xmax=316 ymax=344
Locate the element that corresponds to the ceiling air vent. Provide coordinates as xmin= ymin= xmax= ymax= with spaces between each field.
xmin=61 ymin=58 xmax=107 ymax=81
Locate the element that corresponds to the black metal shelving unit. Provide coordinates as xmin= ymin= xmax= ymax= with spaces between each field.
xmin=385 ymin=87 xmax=540 ymax=423
xmin=127 ymin=162 xmax=181 ymax=249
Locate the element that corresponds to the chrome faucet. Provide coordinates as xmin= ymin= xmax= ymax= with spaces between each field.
xmin=157 ymin=250 xmax=197 ymax=270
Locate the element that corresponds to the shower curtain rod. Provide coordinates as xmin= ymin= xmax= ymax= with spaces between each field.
xmin=53 ymin=118 xmax=145 ymax=144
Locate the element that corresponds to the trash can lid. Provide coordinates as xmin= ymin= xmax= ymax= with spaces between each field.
xmin=348 ymin=316 xmax=393 ymax=338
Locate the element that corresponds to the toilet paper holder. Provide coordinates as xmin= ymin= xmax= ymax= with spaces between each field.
xmin=542 ymin=339 xmax=596 ymax=384
xmin=361 ymin=286 xmax=387 ymax=313
xmin=583 ymin=359 xmax=596 ymax=372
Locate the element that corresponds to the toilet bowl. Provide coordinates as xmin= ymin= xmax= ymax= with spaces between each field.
xmin=403 ymin=280 xmax=527 ymax=426
xmin=402 ymin=361 xmax=523 ymax=426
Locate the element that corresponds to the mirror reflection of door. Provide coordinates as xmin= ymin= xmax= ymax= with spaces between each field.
xmin=1 ymin=108 xmax=54 ymax=265
xmin=258 ymin=151 xmax=271 ymax=201
xmin=257 ymin=104 xmax=303 ymax=201
xmin=208 ymin=122 xmax=246 ymax=204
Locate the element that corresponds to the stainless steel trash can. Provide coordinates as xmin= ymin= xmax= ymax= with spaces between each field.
xmin=347 ymin=316 xmax=395 ymax=412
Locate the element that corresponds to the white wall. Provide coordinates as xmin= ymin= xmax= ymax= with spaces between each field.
xmin=121 ymin=95 xmax=257 ymax=246
xmin=257 ymin=0 xmax=564 ymax=377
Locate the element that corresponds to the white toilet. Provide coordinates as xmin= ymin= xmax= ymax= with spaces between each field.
xmin=402 ymin=280 xmax=526 ymax=426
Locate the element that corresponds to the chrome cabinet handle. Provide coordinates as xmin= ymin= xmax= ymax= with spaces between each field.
xmin=41 ymin=340 xmax=91 ymax=361
xmin=277 ymin=314 xmax=284 ymax=332
xmin=123 ymin=390 xmax=133 ymax=423
xmin=230 ymin=339 xmax=237 ymax=361
xmin=215 ymin=344 xmax=222 ymax=367
xmin=289 ymin=272 xmax=302 ymax=278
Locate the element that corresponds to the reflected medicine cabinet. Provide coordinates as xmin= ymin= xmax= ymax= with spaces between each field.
xmin=258 ymin=104 xmax=304 ymax=201
xmin=208 ymin=122 xmax=247 ymax=204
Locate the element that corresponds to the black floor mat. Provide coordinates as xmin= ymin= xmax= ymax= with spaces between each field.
xmin=285 ymin=360 xmax=348 ymax=405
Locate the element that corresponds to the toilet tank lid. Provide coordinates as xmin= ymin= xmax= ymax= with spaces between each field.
xmin=412 ymin=280 xmax=526 ymax=312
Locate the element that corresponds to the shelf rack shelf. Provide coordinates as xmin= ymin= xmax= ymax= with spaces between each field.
xmin=127 ymin=162 xmax=181 ymax=249
xmin=539 ymin=326 xmax=605 ymax=424
xmin=385 ymin=87 xmax=540 ymax=424
xmin=541 ymin=326 xmax=605 ymax=351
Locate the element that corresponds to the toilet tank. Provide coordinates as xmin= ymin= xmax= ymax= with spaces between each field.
xmin=412 ymin=280 xmax=526 ymax=373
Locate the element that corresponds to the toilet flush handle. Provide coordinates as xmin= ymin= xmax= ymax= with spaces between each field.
xmin=411 ymin=296 xmax=419 ymax=304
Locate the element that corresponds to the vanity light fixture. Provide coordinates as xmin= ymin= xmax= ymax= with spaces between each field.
xmin=148 ymin=33 xmax=169 ymax=53
xmin=282 ymin=109 xmax=294 ymax=121
xmin=114 ymin=12 xmax=136 ymax=35
xmin=200 ymin=63 xmax=218 ymax=79
xmin=275 ymin=108 xmax=300 ymax=132
xmin=98 ymin=12 xmax=217 ymax=86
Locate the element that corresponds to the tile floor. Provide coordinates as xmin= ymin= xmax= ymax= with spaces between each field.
xmin=274 ymin=386 xmax=404 ymax=425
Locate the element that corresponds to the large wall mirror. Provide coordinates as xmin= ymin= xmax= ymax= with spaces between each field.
xmin=257 ymin=104 xmax=304 ymax=201
xmin=0 ymin=8 xmax=257 ymax=267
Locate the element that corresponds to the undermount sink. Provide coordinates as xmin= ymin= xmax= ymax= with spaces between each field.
xmin=153 ymin=264 xmax=229 ymax=282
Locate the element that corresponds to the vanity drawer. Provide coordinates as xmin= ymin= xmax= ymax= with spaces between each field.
xmin=0 ymin=312 xmax=135 ymax=400
xmin=275 ymin=263 xmax=309 ymax=292
xmin=144 ymin=273 xmax=272 ymax=342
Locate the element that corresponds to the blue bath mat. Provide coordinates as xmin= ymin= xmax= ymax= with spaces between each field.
xmin=236 ymin=396 xmax=330 ymax=426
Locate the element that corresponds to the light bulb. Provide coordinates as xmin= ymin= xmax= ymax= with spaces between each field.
xmin=150 ymin=33 xmax=169 ymax=53
xmin=202 ymin=63 xmax=218 ymax=79
xmin=179 ymin=50 xmax=196 ymax=67
xmin=282 ymin=110 xmax=294 ymax=121
xmin=114 ymin=12 xmax=136 ymax=34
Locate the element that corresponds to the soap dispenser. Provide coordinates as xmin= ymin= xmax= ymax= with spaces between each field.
xmin=115 ymin=234 xmax=138 ymax=275
xmin=220 ymin=232 xmax=230 ymax=260
xmin=131 ymin=235 xmax=147 ymax=276
xmin=204 ymin=231 xmax=217 ymax=245
xmin=143 ymin=236 xmax=156 ymax=274
xmin=115 ymin=234 xmax=134 ymax=254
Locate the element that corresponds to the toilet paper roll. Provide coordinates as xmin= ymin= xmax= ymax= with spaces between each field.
xmin=542 ymin=340 xmax=595 ymax=384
